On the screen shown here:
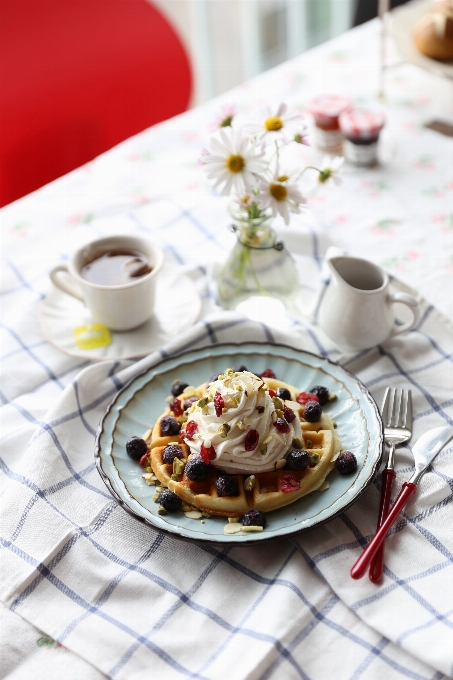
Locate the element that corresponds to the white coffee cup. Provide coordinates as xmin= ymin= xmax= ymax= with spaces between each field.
xmin=49 ymin=235 xmax=164 ymax=331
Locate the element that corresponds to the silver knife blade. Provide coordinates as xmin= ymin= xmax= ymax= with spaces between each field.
xmin=410 ymin=425 xmax=453 ymax=485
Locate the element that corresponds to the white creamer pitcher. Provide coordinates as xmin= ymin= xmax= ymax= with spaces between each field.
xmin=318 ymin=256 xmax=420 ymax=351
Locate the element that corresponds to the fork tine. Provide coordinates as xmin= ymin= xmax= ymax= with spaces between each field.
xmin=397 ymin=390 xmax=406 ymax=428
xmin=405 ymin=389 xmax=413 ymax=429
xmin=391 ymin=388 xmax=400 ymax=427
xmin=381 ymin=388 xmax=391 ymax=426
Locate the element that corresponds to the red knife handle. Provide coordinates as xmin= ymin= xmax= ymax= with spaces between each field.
xmin=369 ymin=468 xmax=397 ymax=583
xmin=351 ymin=482 xmax=417 ymax=580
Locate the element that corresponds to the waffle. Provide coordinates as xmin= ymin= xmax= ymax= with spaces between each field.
xmin=146 ymin=376 xmax=341 ymax=517
xmin=149 ymin=429 xmax=338 ymax=518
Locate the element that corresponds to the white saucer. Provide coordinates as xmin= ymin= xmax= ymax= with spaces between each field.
xmin=39 ymin=264 xmax=202 ymax=361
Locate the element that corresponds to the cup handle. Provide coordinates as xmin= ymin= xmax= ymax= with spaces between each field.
xmin=49 ymin=264 xmax=84 ymax=302
xmin=388 ymin=292 xmax=420 ymax=336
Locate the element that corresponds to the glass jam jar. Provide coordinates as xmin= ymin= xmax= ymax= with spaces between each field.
xmin=339 ymin=109 xmax=386 ymax=166
xmin=308 ymin=95 xmax=352 ymax=153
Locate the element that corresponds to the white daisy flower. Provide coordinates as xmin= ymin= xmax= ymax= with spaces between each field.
xmin=202 ymin=128 xmax=266 ymax=196
xmin=245 ymin=102 xmax=306 ymax=145
xmin=208 ymin=103 xmax=237 ymax=132
xmin=257 ymin=172 xmax=306 ymax=225
xmin=317 ymin=156 xmax=344 ymax=185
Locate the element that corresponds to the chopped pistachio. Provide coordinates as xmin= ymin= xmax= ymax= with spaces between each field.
xmin=197 ymin=397 xmax=208 ymax=408
xmin=227 ymin=394 xmax=241 ymax=408
xmin=173 ymin=457 xmax=185 ymax=477
xmin=276 ymin=409 xmax=285 ymax=419
xmin=182 ymin=503 xmax=195 ymax=512
xmin=176 ymin=415 xmax=186 ymax=424
xmin=272 ymin=397 xmax=284 ymax=411
xmin=236 ymin=384 xmax=244 ymax=391
xmin=236 ymin=421 xmax=245 ymax=430
xmin=153 ymin=492 xmax=160 ymax=502
xmin=225 ymin=368 xmax=234 ymax=376
xmin=201 ymin=512 xmax=211 ymax=518
xmin=328 ymin=392 xmax=337 ymax=401
xmin=244 ymin=475 xmax=256 ymax=491
xmin=260 ymin=443 xmax=268 ymax=456
xmin=242 ymin=526 xmax=263 ymax=533
xmin=200 ymin=520 xmax=205 ymax=524
xmin=182 ymin=386 xmax=197 ymax=397
xmin=218 ymin=423 xmax=231 ymax=438
xmin=228 ymin=516 xmax=240 ymax=523
xmin=292 ymin=437 xmax=304 ymax=449
xmin=309 ymin=453 xmax=320 ymax=467
xmin=332 ymin=420 xmax=337 ymax=428
xmin=157 ymin=505 xmax=167 ymax=514
xmin=171 ymin=379 xmax=181 ymax=386
xmin=306 ymin=439 xmax=313 ymax=448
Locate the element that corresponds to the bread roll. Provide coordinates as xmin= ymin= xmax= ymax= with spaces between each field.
xmin=414 ymin=2 xmax=453 ymax=61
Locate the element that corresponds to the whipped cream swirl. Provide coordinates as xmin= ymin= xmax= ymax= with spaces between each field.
xmin=184 ymin=370 xmax=302 ymax=474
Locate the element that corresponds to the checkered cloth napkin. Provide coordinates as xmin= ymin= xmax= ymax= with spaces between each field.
xmin=2 ymin=282 xmax=453 ymax=679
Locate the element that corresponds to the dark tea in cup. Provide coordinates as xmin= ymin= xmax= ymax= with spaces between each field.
xmin=81 ymin=249 xmax=152 ymax=286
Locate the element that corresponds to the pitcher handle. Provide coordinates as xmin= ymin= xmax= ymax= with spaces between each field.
xmin=388 ymin=292 xmax=420 ymax=336
xmin=49 ymin=264 xmax=85 ymax=302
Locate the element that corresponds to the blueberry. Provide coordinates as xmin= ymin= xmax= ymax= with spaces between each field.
xmin=276 ymin=387 xmax=291 ymax=401
xmin=303 ymin=401 xmax=322 ymax=423
xmin=126 ymin=436 xmax=148 ymax=462
xmin=286 ymin=449 xmax=310 ymax=471
xmin=171 ymin=381 xmax=189 ymax=397
xmin=158 ymin=489 xmax=182 ymax=512
xmin=185 ymin=455 xmax=210 ymax=482
xmin=310 ymin=385 xmax=329 ymax=406
xmin=335 ymin=451 xmax=357 ymax=475
xmin=234 ymin=364 xmax=248 ymax=373
xmin=160 ymin=416 xmax=181 ymax=436
xmin=162 ymin=444 xmax=184 ymax=464
xmin=215 ymin=476 xmax=239 ymax=497
xmin=183 ymin=396 xmax=199 ymax=411
xmin=242 ymin=510 xmax=267 ymax=528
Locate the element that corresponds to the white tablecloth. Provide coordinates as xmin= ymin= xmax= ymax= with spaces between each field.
xmin=1 ymin=18 xmax=453 ymax=680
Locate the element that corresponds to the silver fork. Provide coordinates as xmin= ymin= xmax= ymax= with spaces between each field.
xmin=369 ymin=387 xmax=413 ymax=584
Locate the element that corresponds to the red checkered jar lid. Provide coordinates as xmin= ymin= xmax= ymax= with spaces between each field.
xmin=308 ymin=95 xmax=352 ymax=122
xmin=339 ymin=109 xmax=386 ymax=140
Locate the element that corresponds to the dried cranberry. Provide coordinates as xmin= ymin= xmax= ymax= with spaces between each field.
xmin=214 ymin=391 xmax=224 ymax=417
xmin=274 ymin=418 xmax=290 ymax=433
xmin=280 ymin=473 xmax=301 ymax=493
xmin=296 ymin=391 xmax=320 ymax=405
xmin=261 ymin=369 xmax=276 ymax=379
xmin=283 ymin=405 xmax=296 ymax=423
xmin=170 ymin=398 xmax=183 ymax=417
xmin=139 ymin=452 xmax=149 ymax=467
xmin=181 ymin=420 xmax=198 ymax=441
xmin=268 ymin=389 xmax=277 ymax=397
xmin=257 ymin=405 xmax=265 ymax=414
xmin=244 ymin=430 xmax=259 ymax=451
xmin=200 ymin=442 xmax=216 ymax=464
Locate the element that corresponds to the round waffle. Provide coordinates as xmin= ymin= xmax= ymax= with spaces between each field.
xmin=146 ymin=377 xmax=341 ymax=517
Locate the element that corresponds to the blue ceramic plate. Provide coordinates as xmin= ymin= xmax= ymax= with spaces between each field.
xmin=95 ymin=343 xmax=383 ymax=544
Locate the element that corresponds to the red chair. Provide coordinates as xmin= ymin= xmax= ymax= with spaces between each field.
xmin=0 ymin=0 xmax=192 ymax=206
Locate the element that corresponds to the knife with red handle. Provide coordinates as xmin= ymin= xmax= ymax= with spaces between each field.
xmin=351 ymin=426 xmax=453 ymax=580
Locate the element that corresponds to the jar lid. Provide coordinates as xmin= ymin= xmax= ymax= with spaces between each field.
xmin=308 ymin=95 xmax=352 ymax=122
xmin=339 ymin=109 xmax=386 ymax=139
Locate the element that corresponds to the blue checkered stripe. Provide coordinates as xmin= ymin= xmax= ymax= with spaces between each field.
xmin=1 ymin=198 xmax=452 ymax=680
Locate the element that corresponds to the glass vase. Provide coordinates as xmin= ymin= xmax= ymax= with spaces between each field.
xmin=217 ymin=209 xmax=301 ymax=319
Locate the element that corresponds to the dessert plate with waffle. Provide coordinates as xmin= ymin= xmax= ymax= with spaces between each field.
xmin=95 ymin=342 xmax=384 ymax=544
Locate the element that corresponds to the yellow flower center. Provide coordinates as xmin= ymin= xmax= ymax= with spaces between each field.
xmin=226 ymin=155 xmax=245 ymax=173
xmin=265 ymin=116 xmax=283 ymax=131
xmin=277 ymin=175 xmax=289 ymax=182
xmin=270 ymin=183 xmax=288 ymax=201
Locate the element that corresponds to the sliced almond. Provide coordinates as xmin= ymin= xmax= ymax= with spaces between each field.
xmin=285 ymin=400 xmax=302 ymax=411
xmin=318 ymin=481 xmax=330 ymax=492
xmin=275 ymin=459 xmax=286 ymax=470
xmin=242 ymin=526 xmax=264 ymax=533
xmin=224 ymin=523 xmax=242 ymax=534
xmin=184 ymin=510 xmax=203 ymax=519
